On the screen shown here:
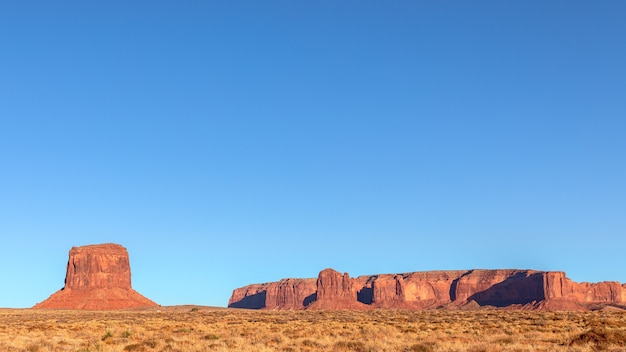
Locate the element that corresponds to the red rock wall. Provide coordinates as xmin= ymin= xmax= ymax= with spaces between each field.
xmin=34 ymin=243 xmax=158 ymax=310
xmin=307 ymin=269 xmax=368 ymax=309
xmin=372 ymin=271 xmax=467 ymax=308
xmin=228 ymin=283 xmax=270 ymax=309
xmin=452 ymin=270 xmax=546 ymax=307
xmin=64 ymin=244 xmax=132 ymax=289
xmin=543 ymin=272 xmax=625 ymax=303
xmin=228 ymin=279 xmax=317 ymax=309
xmin=542 ymin=271 xmax=567 ymax=300
xmin=229 ymin=268 xmax=626 ymax=311
xmin=372 ymin=275 xmax=405 ymax=305
xmin=266 ymin=279 xmax=317 ymax=309
xmin=316 ymin=268 xmax=356 ymax=301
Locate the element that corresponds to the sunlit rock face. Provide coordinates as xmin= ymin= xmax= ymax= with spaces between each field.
xmin=34 ymin=243 xmax=158 ymax=310
xmin=228 ymin=278 xmax=317 ymax=309
xmin=229 ymin=268 xmax=626 ymax=311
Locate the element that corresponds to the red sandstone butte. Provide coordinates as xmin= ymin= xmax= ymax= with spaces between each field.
xmin=33 ymin=243 xmax=158 ymax=310
xmin=228 ymin=268 xmax=626 ymax=311
xmin=307 ymin=268 xmax=369 ymax=309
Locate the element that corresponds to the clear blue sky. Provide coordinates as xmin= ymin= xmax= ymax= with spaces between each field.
xmin=1 ymin=1 xmax=625 ymax=308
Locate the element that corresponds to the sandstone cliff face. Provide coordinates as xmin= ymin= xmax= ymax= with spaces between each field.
xmin=316 ymin=268 xmax=356 ymax=301
xmin=307 ymin=269 xmax=368 ymax=309
xmin=64 ymin=244 xmax=132 ymax=289
xmin=34 ymin=243 xmax=158 ymax=310
xmin=367 ymin=271 xmax=466 ymax=309
xmin=372 ymin=275 xmax=405 ymax=305
xmin=265 ymin=278 xmax=317 ymax=309
xmin=543 ymin=271 xmax=626 ymax=305
xmin=229 ymin=279 xmax=317 ymax=309
xmin=228 ymin=268 xmax=626 ymax=311
xmin=228 ymin=283 xmax=270 ymax=309
xmin=452 ymin=270 xmax=546 ymax=307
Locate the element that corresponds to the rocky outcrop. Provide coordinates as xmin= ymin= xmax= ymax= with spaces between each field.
xmin=228 ymin=268 xmax=626 ymax=311
xmin=316 ymin=268 xmax=355 ymax=300
xmin=34 ymin=243 xmax=158 ymax=310
xmin=228 ymin=278 xmax=317 ymax=309
xmin=368 ymin=271 xmax=468 ymax=309
xmin=544 ymin=271 xmax=624 ymax=301
xmin=307 ymin=269 xmax=368 ymax=309
xmin=452 ymin=270 xmax=547 ymax=307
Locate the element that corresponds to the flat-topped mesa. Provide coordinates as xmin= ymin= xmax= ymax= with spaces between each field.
xmin=64 ymin=243 xmax=132 ymax=290
xmin=228 ymin=278 xmax=317 ymax=310
xmin=266 ymin=279 xmax=317 ymax=309
xmin=543 ymin=271 xmax=626 ymax=303
xmin=34 ymin=243 xmax=158 ymax=310
xmin=228 ymin=268 xmax=626 ymax=311
xmin=363 ymin=270 xmax=468 ymax=309
xmin=452 ymin=269 xmax=547 ymax=307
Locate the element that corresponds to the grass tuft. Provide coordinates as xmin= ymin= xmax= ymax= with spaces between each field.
xmin=102 ymin=329 xmax=114 ymax=341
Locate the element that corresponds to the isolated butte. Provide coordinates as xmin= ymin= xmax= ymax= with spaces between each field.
xmin=33 ymin=243 xmax=158 ymax=310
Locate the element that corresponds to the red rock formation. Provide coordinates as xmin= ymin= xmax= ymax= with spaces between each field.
xmin=372 ymin=275 xmax=405 ymax=305
xmin=34 ymin=243 xmax=158 ymax=310
xmin=316 ymin=268 xmax=356 ymax=300
xmin=229 ymin=283 xmax=273 ymax=309
xmin=368 ymin=271 xmax=467 ymax=309
xmin=307 ymin=268 xmax=368 ymax=310
xmin=229 ymin=268 xmax=626 ymax=311
xmin=543 ymin=271 xmax=626 ymax=305
xmin=452 ymin=270 xmax=547 ymax=307
xmin=266 ymin=279 xmax=317 ymax=309
xmin=228 ymin=278 xmax=317 ymax=309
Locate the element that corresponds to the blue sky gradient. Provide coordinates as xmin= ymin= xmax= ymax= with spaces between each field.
xmin=1 ymin=1 xmax=625 ymax=307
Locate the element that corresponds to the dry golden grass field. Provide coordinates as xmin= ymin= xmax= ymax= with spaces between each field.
xmin=1 ymin=307 xmax=625 ymax=352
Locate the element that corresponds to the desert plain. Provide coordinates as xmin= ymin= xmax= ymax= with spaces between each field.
xmin=12 ymin=244 xmax=626 ymax=351
xmin=2 ymin=306 xmax=626 ymax=352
